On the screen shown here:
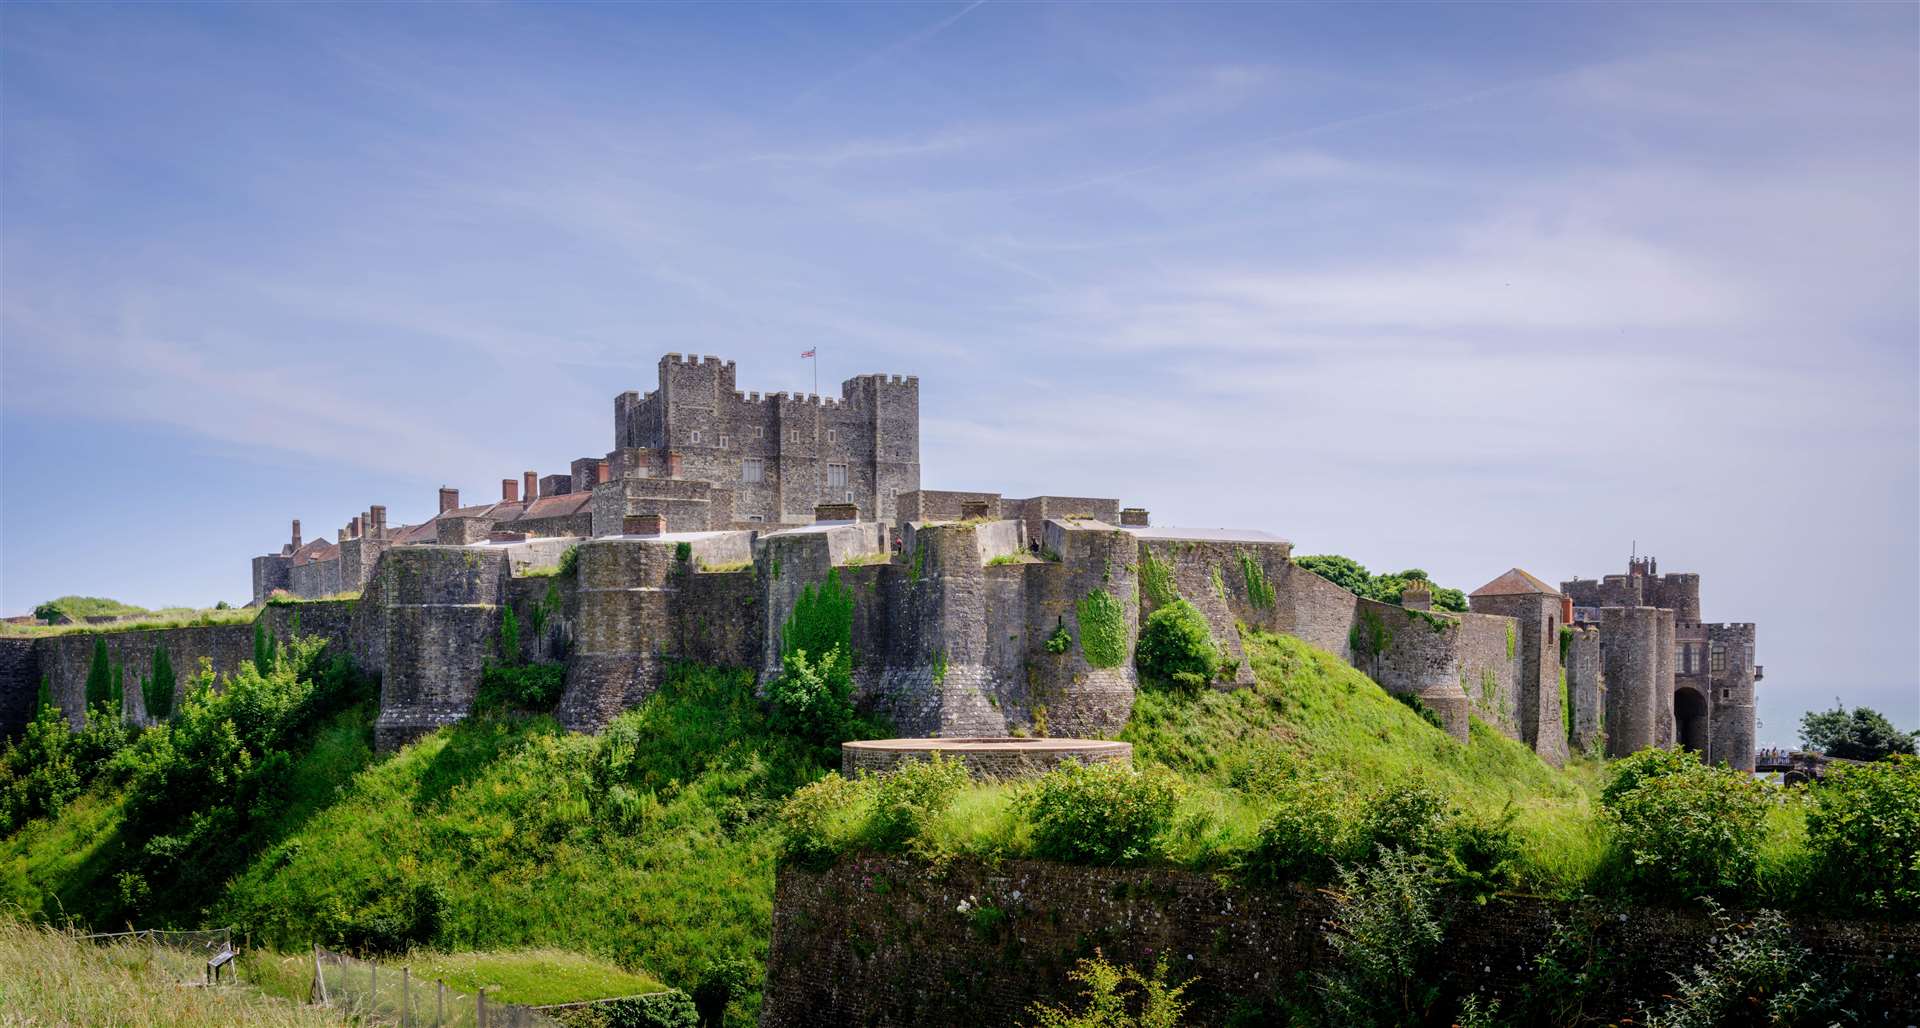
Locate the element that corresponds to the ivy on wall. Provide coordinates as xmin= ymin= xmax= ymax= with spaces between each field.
xmin=1139 ymin=551 xmax=1179 ymax=608
xmin=783 ymin=568 xmax=855 ymax=667
xmin=1239 ymin=554 xmax=1276 ymax=610
xmin=1348 ymin=607 xmax=1392 ymax=659
xmin=1074 ymin=589 xmax=1129 ymax=668
xmin=1505 ymin=624 xmax=1517 ymax=661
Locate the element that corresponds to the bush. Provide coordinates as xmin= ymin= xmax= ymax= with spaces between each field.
xmin=83 ymin=637 xmax=113 ymax=711
xmin=595 ymin=990 xmax=698 ymax=1028
xmin=1601 ymin=749 xmax=1768 ymax=901
xmin=476 ymin=663 xmax=567 ymax=712
xmin=1134 ymin=600 xmax=1219 ymax=695
xmin=691 ymin=957 xmax=754 ymax=1028
xmin=1642 ymin=906 xmax=1849 ymax=1028
xmin=1074 ymin=590 xmax=1129 ymax=669
xmin=1804 ymin=754 xmax=1919 ymax=913
xmin=145 ymin=646 xmax=177 ymax=720
xmin=866 ymin=755 xmax=970 ymax=852
xmin=1244 ymin=775 xmax=1356 ymax=883
xmin=498 ymin=607 xmax=522 ymax=665
xmin=765 ymin=648 xmax=857 ymax=748
xmin=1314 ymin=849 xmax=1448 ymax=1026
xmin=1019 ymin=760 xmax=1180 ymax=864
xmin=558 ymin=545 xmax=580 ymax=577
xmin=1024 ymin=952 xmax=1192 ymax=1028
xmin=778 ymin=773 xmax=865 ymax=867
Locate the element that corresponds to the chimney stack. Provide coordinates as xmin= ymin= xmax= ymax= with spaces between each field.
xmin=502 ymin=478 xmax=519 ymax=503
xmin=666 ymin=452 xmax=684 ymax=479
xmin=439 ymin=487 xmax=460 ymax=514
xmin=291 ymin=519 xmax=302 ymax=549
xmin=337 ymin=528 xmax=347 ymax=543
xmin=596 ymin=462 xmax=610 ymax=484
xmin=1401 ymin=579 xmax=1433 ymax=612
xmin=623 ymin=513 xmax=667 ymax=536
xmin=523 ymin=471 xmax=537 ymax=502
xmin=350 ymin=515 xmax=361 ymax=539
xmin=1119 ymin=507 xmax=1151 ymax=527
xmin=370 ymin=505 xmax=387 ymax=539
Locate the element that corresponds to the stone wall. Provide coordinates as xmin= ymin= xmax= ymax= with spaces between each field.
xmin=1454 ymin=612 xmax=1521 ymax=735
xmin=365 ymin=547 xmax=508 ymax=750
xmin=1565 ymin=624 xmax=1604 ymax=752
xmin=671 ymin=568 xmax=762 ymax=669
xmin=1602 ymin=606 xmax=1671 ymax=757
xmin=0 ymin=638 xmax=41 ymax=741
xmin=841 ymin=738 xmax=1131 ymax=778
xmin=1706 ymin=621 xmax=1757 ymax=771
xmin=30 ymin=603 xmax=357 ymax=730
xmin=1466 ymin=591 xmax=1568 ymax=766
xmin=760 ymin=855 xmax=1920 ymax=1028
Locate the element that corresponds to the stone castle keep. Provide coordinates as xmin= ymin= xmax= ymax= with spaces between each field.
xmin=1 ymin=355 xmax=1759 ymax=770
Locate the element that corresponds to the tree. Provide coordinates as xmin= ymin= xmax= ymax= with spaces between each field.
xmin=146 ymin=646 xmax=177 ymax=720
xmin=83 ymin=637 xmax=113 ymax=711
xmin=1799 ymin=702 xmax=1918 ymax=761
xmin=32 ymin=601 xmax=64 ymax=623
xmin=253 ymin=620 xmax=276 ymax=674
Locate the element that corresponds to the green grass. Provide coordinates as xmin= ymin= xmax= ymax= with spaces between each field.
xmin=803 ymin=631 xmax=1615 ymax=893
xmin=397 ymin=948 xmax=665 ymax=1005
xmin=1 ymin=606 xmax=259 ymax=638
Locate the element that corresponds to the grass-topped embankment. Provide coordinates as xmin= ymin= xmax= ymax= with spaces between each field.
xmin=0 ymin=915 xmax=344 ymax=1027
xmin=240 ymin=946 xmax=666 ymax=1008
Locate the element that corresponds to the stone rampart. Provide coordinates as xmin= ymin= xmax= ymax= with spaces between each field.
xmin=29 ymin=603 xmax=356 ymax=731
xmin=0 ymin=638 xmax=41 ymax=741
xmin=1565 ymin=624 xmax=1603 ymax=752
xmin=366 ymin=547 xmax=507 ymax=749
xmin=760 ymin=855 xmax=1920 ymax=1028
xmin=841 ymin=738 xmax=1131 ymax=778
xmin=1454 ymin=612 xmax=1520 ymax=735
xmin=1602 ymin=606 xmax=1671 ymax=757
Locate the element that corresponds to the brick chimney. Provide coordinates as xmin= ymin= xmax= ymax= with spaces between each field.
xmin=350 ymin=515 xmax=361 ymax=539
xmin=523 ymin=471 xmax=537 ymax=502
xmin=370 ymin=505 xmax=387 ymax=539
xmin=624 ymin=513 xmax=667 ymax=536
xmin=502 ymin=478 xmax=519 ymax=503
xmin=1561 ymin=595 xmax=1575 ymax=625
xmin=1120 ymin=507 xmax=1151 ymax=527
xmin=666 ymin=452 xmax=683 ymax=479
xmin=337 ymin=528 xmax=347 ymax=543
xmin=1401 ymin=579 xmax=1433 ymax=612
xmin=439 ymin=487 xmax=460 ymax=514
xmin=290 ymin=519 xmax=302 ymax=550
xmin=596 ymin=462 xmax=610 ymax=484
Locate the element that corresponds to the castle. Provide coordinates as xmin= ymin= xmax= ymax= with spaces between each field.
xmin=1 ymin=355 xmax=1758 ymax=771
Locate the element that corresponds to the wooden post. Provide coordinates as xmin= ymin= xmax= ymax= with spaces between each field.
xmin=401 ymin=966 xmax=412 ymax=1027
xmin=371 ymin=962 xmax=378 ymax=1014
xmin=313 ymin=945 xmax=329 ymax=1006
xmin=477 ymin=986 xmax=487 ymax=1028
xmin=437 ymin=980 xmax=445 ymax=1027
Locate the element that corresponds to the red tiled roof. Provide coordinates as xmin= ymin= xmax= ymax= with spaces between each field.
xmin=1470 ymin=568 xmax=1560 ymax=597
xmin=519 ymin=493 xmax=590 ymax=519
xmin=289 ymin=539 xmax=337 ymax=566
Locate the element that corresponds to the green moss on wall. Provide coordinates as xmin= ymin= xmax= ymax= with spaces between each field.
xmin=1348 ymin=607 xmax=1392 ymax=658
xmin=1074 ymin=590 xmax=1128 ymax=669
xmin=1506 ymin=623 xmax=1517 ymax=661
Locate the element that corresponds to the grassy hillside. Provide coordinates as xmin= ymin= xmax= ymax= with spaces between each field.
xmin=0 ymin=915 xmax=345 ymax=1027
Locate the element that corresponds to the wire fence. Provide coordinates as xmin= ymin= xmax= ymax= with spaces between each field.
xmin=79 ymin=927 xmax=235 ymax=985
xmin=312 ymin=947 xmax=565 ymax=1027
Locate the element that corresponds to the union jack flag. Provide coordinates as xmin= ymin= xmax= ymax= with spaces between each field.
xmin=800 ymin=349 xmax=816 ymax=358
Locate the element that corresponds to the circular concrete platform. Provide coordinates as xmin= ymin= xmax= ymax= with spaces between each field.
xmin=841 ymin=737 xmax=1132 ymax=779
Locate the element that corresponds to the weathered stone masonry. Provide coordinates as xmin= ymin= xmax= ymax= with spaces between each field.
xmin=759 ymin=855 xmax=1920 ymax=1028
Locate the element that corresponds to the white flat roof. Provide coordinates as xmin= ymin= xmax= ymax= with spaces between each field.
xmin=1123 ymin=526 xmax=1290 ymax=544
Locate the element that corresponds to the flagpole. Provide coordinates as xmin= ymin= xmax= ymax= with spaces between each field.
xmin=813 ymin=350 xmax=819 ymax=397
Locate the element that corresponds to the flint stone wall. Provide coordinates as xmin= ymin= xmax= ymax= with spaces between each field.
xmin=760 ymin=855 xmax=1920 ymax=1028
xmin=841 ymin=738 xmax=1131 ymax=778
xmin=0 ymin=638 xmax=40 ymax=740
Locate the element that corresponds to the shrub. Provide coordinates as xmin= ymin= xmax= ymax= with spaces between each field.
xmin=599 ymin=990 xmax=699 ymax=1028
xmin=558 ymin=545 xmax=580 ymax=577
xmin=1044 ymin=621 xmax=1072 ymax=655
xmin=1024 ymin=952 xmax=1192 ymax=1028
xmin=476 ymin=663 xmax=567 ymax=712
xmin=691 ymin=957 xmax=754 ymax=1028
xmin=1804 ymin=753 xmax=1919 ymax=913
xmin=1244 ymin=775 xmax=1356 ymax=883
xmin=253 ymin=620 xmax=276 ymax=675
xmin=778 ymin=773 xmax=865 ymax=867
xmin=1601 ymin=749 xmax=1768 ymax=901
xmin=0 ymin=703 xmax=82 ymax=833
xmin=1134 ymin=600 xmax=1219 ymax=695
xmin=1019 ymin=760 xmax=1180 ymax=864
xmin=1641 ymin=906 xmax=1849 ymax=1028
xmin=1314 ymin=849 xmax=1448 ymax=1026
xmin=765 ymin=648 xmax=856 ymax=748
xmin=1138 ymin=552 xmax=1179 ymax=608
xmin=866 ymin=755 xmax=970 ymax=852
xmin=498 ymin=607 xmax=522 ymax=665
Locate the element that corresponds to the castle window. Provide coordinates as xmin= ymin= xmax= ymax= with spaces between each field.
xmin=755 ymin=426 xmax=765 ymax=439
xmin=748 ymin=514 xmax=764 ymax=523
xmin=1710 ymin=642 xmax=1726 ymax=673
xmin=828 ymin=428 xmax=838 ymax=445
xmin=742 ymin=459 xmax=764 ymax=483
xmin=690 ymin=430 xmax=702 ymax=445
xmin=827 ymin=463 xmax=847 ymax=489
xmin=718 ymin=434 xmax=730 ymax=450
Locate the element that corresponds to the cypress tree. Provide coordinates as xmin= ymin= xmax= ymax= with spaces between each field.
xmin=83 ymin=637 xmax=113 ymax=711
xmin=35 ymin=676 xmax=54 ymax=715
xmin=146 ymin=646 xmax=176 ymax=720
xmin=109 ymin=660 xmax=124 ymax=714
xmin=253 ymin=620 xmax=276 ymax=674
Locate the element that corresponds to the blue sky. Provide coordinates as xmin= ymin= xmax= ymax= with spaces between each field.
xmin=2 ymin=2 xmax=1914 ymax=743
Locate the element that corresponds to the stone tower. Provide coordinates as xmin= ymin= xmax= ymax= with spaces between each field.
xmin=1468 ymin=568 xmax=1569 ymax=766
